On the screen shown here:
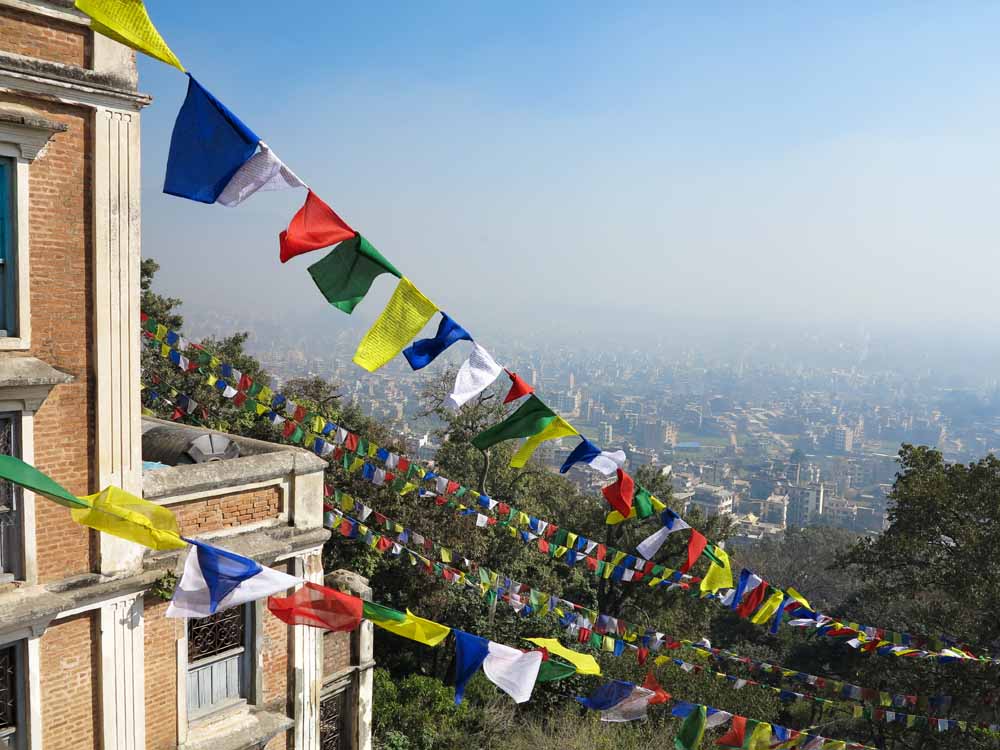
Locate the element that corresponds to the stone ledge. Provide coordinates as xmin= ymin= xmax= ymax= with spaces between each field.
xmin=0 ymin=50 xmax=150 ymax=103
xmin=182 ymin=705 xmax=293 ymax=750
xmin=0 ymin=101 xmax=68 ymax=133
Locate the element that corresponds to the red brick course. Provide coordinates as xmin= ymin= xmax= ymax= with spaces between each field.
xmin=323 ymin=630 xmax=352 ymax=678
xmin=173 ymin=485 xmax=283 ymax=536
xmin=0 ymin=6 xmax=89 ymax=68
xmin=144 ymin=597 xmax=183 ymax=750
xmin=40 ymin=613 xmax=100 ymax=749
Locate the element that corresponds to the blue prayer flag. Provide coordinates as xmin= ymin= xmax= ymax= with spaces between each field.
xmin=164 ymin=75 xmax=260 ymax=203
xmin=576 ymin=680 xmax=635 ymax=711
xmin=402 ymin=313 xmax=472 ymax=370
xmin=559 ymin=437 xmax=602 ymax=474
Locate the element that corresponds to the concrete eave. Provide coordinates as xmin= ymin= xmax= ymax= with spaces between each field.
xmin=182 ymin=707 xmax=294 ymax=750
xmin=0 ymin=355 xmax=73 ymax=410
xmin=0 ymin=50 xmax=152 ymax=108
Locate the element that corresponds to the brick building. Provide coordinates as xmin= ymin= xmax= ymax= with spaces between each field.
xmin=0 ymin=2 xmax=372 ymax=749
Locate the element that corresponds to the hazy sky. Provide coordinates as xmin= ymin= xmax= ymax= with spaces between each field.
xmin=139 ymin=1 xmax=1000 ymax=341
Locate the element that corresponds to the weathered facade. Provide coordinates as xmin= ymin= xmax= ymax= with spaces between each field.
xmin=0 ymin=2 xmax=372 ymax=748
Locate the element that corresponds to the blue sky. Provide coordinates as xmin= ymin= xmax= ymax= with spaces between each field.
xmin=139 ymin=1 xmax=1000 ymax=340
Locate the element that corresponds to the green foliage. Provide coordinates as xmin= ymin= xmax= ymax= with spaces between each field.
xmin=150 ymin=572 xmax=178 ymax=601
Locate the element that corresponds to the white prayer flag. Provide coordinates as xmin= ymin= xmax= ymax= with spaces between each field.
xmin=446 ymin=343 xmax=503 ymax=409
xmin=218 ymin=143 xmax=305 ymax=207
xmin=482 ymin=642 xmax=542 ymax=704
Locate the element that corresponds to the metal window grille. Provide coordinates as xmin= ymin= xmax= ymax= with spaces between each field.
xmin=0 ymin=644 xmax=17 ymax=743
xmin=187 ymin=606 xmax=248 ymax=717
xmin=0 ymin=416 xmax=20 ymax=580
xmin=320 ymin=688 xmax=350 ymax=750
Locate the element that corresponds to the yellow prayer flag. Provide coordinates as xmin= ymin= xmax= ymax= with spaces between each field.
xmin=785 ymin=587 xmax=812 ymax=611
xmin=441 ymin=548 xmax=452 ymax=563
xmin=368 ymin=443 xmax=378 ymax=458
xmin=353 ymin=278 xmax=438 ymax=372
xmin=566 ymin=532 xmax=578 ymax=548
xmin=159 ymin=343 xmax=170 ymax=357
xmin=700 ymin=545 xmax=733 ymax=594
xmin=369 ymin=608 xmax=451 ymax=647
xmin=76 ymin=0 xmax=184 ymax=70
xmin=510 ymin=416 xmax=578 ymax=468
xmin=400 ymin=483 xmax=417 ymax=495
xmin=349 ymin=458 xmax=364 ymax=473
xmin=341 ymin=495 xmax=355 ymax=512
xmin=611 ymin=551 xmax=626 ymax=566
xmin=205 ymin=373 xmax=218 ymax=387
xmin=259 ymin=386 xmax=273 ymax=404
xmin=553 ymin=546 xmax=567 ymax=558
xmin=602 ymin=636 xmax=615 ymax=652
xmin=255 ymin=402 xmax=268 ymax=416
xmin=311 ymin=416 xmax=325 ymax=434
xmin=750 ymin=590 xmax=787 ymax=625
xmin=72 ymin=486 xmax=185 ymax=551
xmin=748 ymin=722 xmax=773 ymax=750
xmin=525 ymin=638 xmax=600 ymax=675
xmin=153 ymin=323 xmax=167 ymax=341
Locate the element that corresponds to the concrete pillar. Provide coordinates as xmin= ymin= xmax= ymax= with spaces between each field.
xmin=293 ymin=553 xmax=325 ymax=750
xmin=326 ymin=570 xmax=373 ymax=750
xmin=98 ymin=593 xmax=145 ymax=750
xmin=92 ymin=103 xmax=143 ymax=576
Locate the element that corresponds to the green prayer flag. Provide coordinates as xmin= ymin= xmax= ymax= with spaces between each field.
xmin=674 ymin=704 xmax=707 ymax=750
xmin=247 ymin=381 xmax=263 ymax=397
xmin=471 ymin=396 xmax=557 ymax=451
xmin=634 ymin=485 xmax=654 ymax=518
xmin=289 ymin=426 xmax=304 ymax=444
xmin=0 ymin=455 xmax=86 ymax=508
xmin=588 ymin=632 xmax=602 ymax=650
xmin=362 ymin=601 xmax=407 ymax=623
xmin=536 ymin=659 xmax=576 ymax=682
xmin=307 ymin=234 xmax=402 ymax=314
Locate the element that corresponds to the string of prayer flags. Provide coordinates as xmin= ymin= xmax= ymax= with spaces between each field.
xmin=606 ymin=488 xmax=668 ymax=524
xmin=167 ymin=539 xmax=303 ymax=618
xmin=363 ymin=602 xmax=451 ymax=646
xmin=446 ymin=343 xmax=503 ymax=408
xmin=403 ymin=314 xmax=472 ymax=370
xmin=308 ymin=234 xmax=402 ymax=314
xmin=602 ymin=468 xmax=635 ymax=517
xmin=560 ymin=437 xmax=626 ymax=477
xmin=636 ymin=509 xmax=691 ymax=559
xmin=280 ymin=190 xmax=356 ymax=263
xmin=267 ymin=581 xmax=363 ymax=632
xmin=503 ymin=370 xmax=534 ymax=403
xmin=523 ymin=638 xmax=601 ymax=675
xmin=218 ymin=143 xmax=305 ymax=207
xmin=0 ymin=456 xmax=185 ymax=551
xmin=164 ymin=75 xmax=260 ymax=204
xmin=352 ymin=278 xmax=438 ymax=372
xmin=75 ymin=0 xmax=184 ymax=71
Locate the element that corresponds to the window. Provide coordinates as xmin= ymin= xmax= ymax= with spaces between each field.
xmin=0 ymin=158 xmax=14 ymax=338
xmin=0 ymin=642 xmax=22 ymax=749
xmin=320 ymin=688 xmax=350 ymax=750
xmin=186 ymin=605 xmax=250 ymax=718
xmin=0 ymin=415 xmax=20 ymax=582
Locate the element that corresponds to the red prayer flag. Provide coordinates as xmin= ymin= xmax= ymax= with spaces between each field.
xmin=396 ymin=457 xmax=410 ymax=473
xmin=636 ymin=647 xmax=649 ymax=666
xmin=279 ymin=190 xmax=355 ymax=263
xmin=170 ymin=407 xmax=184 ymax=421
xmin=293 ymin=405 xmax=307 ymax=423
xmin=537 ymin=539 xmax=550 ymax=554
xmin=641 ymin=669 xmax=669 ymax=704
xmin=715 ymin=715 xmax=747 ymax=747
xmin=595 ymin=544 xmax=607 ymax=561
xmin=233 ymin=392 xmax=247 ymax=408
xmin=679 ymin=528 xmax=707 ymax=574
xmin=267 ymin=581 xmax=362 ymax=632
xmin=602 ymin=469 xmax=634 ymax=517
xmin=239 ymin=374 xmax=252 ymax=391
xmin=376 ymin=535 xmax=393 ymax=553
xmin=282 ymin=420 xmax=297 ymax=439
xmin=735 ymin=582 xmax=770 ymax=618
xmin=503 ymin=370 xmax=534 ymax=404
xmin=445 ymin=480 xmax=460 ymax=495
xmin=344 ymin=433 xmax=359 ymax=453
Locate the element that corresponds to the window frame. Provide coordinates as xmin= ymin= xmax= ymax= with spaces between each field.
xmin=0 ymin=640 xmax=26 ymax=750
xmin=185 ymin=604 xmax=253 ymax=720
xmin=0 ymin=156 xmax=14 ymax=337
xmin=0 ymin=145 xmax=29 ymax=350
xmin=0 ymin=412 xmax=22 ymax=582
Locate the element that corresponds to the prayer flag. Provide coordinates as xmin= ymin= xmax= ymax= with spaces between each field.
xmin=750 ymin=590 xmax=787 ymax=626
xmin=353 ymin=278 xmax=438 ymax=372
xmin=218 ymin=143 xmax=304 ymax=206
xmin=642 ymin=670 xmax=671 ymax=705
xmin=716 ymin=715 xmax=747 ymax=747
xmin=700 ymin=544 xmax=733 ymax=594
xmin=364 ymin=604 xmax=450 ymax=646
xmin=636 ymin=508 xmax=691 ymax=559
xmin=308 ymin=233 xmax=401 ymax=314
xmin=403 ymin=313 xmax=472 ymax=370
xmin=602 ymin=469 xmax=634 ymax=517
xmin=524 ymin=637 xmax=601 ymax=675
xmin=167 ymin=540 xmax=302 ymax=618
xmin=536 ymin=658 xmax=576 ymax=682
xmin=75 ymin=0 xmax=183 ymax=70
xmin=601 ymin=685 xmax=657 ymax=722
xmin=675 ymin=704 xmax=708 ymax=750
xmin=576 ymin=680 xmax=635 ymax=711
xmin=559 ymin=437 xmax=626 ymax=476
xmin=680 ymin=529 xmax=707 ymax=574
xmin=453 ymin=629 xmax=489 ymax=704
xmin=510 ymin=415 xmax=578 ymax=468
xmin=280 ymin=190 xmax=355 ymax=263
xmin=71 ymin=485 xmax=186 ymax=551
xmin=446 ymin=343 xmax=503 ymax=408
xmin=503 ymin=370 xmax=534 ymax=403
xmin=481 ymin=641 xmax=542 ymax=703
xmin=267 ymin=581 xmax=362 ymax=632
xmin=471 ymin=395 xmax=557 ymax=452
xmin=164 ymin=75 xmax=259 ymax=204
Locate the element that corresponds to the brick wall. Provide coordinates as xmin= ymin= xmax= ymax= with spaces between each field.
xmin=40 ymin=613 xmax=100 ymax=749
xmin=0 ymin=92 xmax=96 ymax=583
xmin=173 ymin=485 xmax=283 ymax=536
xmin=323 ymin=631 xmax=352 ymax=678
xmin=144 ymin=597 xmax=182 ymax=750
xmin=261 ymin=560 xmax=292 ymax=714
xmin=0 ymin=6 xmax=89 ymax=67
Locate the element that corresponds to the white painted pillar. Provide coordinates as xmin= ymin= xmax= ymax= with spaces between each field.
xmin=293 ymin=553 xmax=324 ymax=750
xmin=99 ymin=593 xmax=145 ymax=750
xmin=356 ymin=618 xmax=374 ymax=750
xmin=92 ymin=104 xmax=143 ymax=575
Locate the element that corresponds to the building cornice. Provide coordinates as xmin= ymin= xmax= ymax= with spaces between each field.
xmin=0 ymin=0 xmax=85 ymax=27
xmin=0 ymin=51 xmax=152 ymax=111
